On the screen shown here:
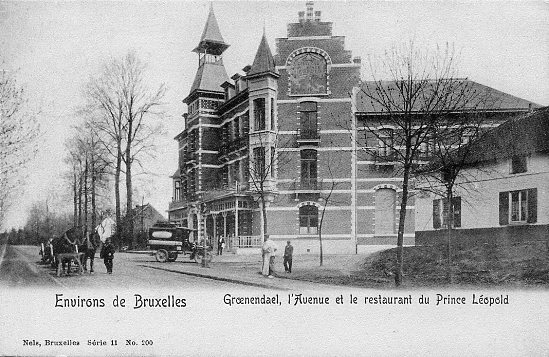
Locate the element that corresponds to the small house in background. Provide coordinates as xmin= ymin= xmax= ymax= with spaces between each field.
xmin=131 ymin=203 xmax=167 ymax=237
xmin=415 ymin=107 xmax=549 ymax=248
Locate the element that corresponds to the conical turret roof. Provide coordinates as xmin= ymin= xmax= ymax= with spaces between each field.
xmin=248 ymin=31 xmax=278 ymax=78
xmin=193 ymin=5 xmax=229 ymax=55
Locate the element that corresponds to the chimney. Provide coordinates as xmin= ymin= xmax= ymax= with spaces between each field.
xmin=314 ymin=10 xmax=321 ymax=22
xmin=306 ymin=1 xmax=314 ymax=21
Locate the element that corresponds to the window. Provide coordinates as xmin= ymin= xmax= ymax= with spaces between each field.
xmin=270 ymin=98 xmax=275 ymax=131
xmin=174 ymin=180 xmax=181 ymax=201
xmin=499 ymin=189 xmax=537 ymax=225
xmin=300 ymin=149 xmax=318 ymax=189
xmin=419 ymin=136 xmax=434 ymax=160
xmin=433 ymin=197 xmax=461 ymax=229
xmin=510 ymin=155 xmax=527 ymax=174
xmin=253 ymin=98 xmax=265 ymax=131
xmin=299 ymin=102 xmax=318 ymax=139
xmin=253 ymin=147 xmax=265 ymax=179
xmin=377 ymin=129 xmax=393 ymax=158
xmin=299 ymin=205 xmax=318 ymax=234
xmin=270 ymin=147 xmax=275 ymax=178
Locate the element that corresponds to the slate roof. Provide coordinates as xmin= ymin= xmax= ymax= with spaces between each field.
xmin=193 ymin=5 xmax=229 ymax=55
xmin=248 ymin=32 xmax=278 ymax=78
xmin=188 ymin=61 xmax=230 ymax=95
xmin=463 ymin=107 xmax=549 ymax=164
xmin=355 ymin=80 xmax=539 ymax=113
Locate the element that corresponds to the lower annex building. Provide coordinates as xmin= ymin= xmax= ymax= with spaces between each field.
xmin=168 ymin=2 xmax=537 ymax=254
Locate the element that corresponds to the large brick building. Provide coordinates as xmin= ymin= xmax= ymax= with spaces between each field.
xmin=168 ymin=2 xmax=536 ymax=254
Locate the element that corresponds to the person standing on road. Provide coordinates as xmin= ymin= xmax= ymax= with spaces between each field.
xmin=283 ymin=240 xmax=293 ymax=273
xmin=217 ymin=236 xmax=225 ymax=255
xmin=261 ymin=235 xmax=277 ymax=278
xmin=100 ymin=238 xmax=115 ymax=274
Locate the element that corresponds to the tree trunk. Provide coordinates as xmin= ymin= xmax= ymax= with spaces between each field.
xmin=319 ymin=208 xmax=326 ymax=267
xmin=91 ymin=156 xmax=97 ymax=236
xmin=73 ymin=172 xmax=78 ymax=227
xmin=78 ymin=168 xmax=83 ymax=228
xmin=83 ymin=156 xmax=89 ymax=236
xmin=114 ymin=141 xmax=122 ymax=248
xmin=261 ymin=194 xmax=268 ymax=241
xmin=126 ymin=149 xmax=135 ymax=249
xmin=395 ymin=164 xmax=411 ymax=287
xmin=446 ymin=185 xmax=454 ymax=283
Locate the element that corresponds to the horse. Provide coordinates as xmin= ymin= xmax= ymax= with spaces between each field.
xmin=78 ymin=231 xmax=101 ymax=273
xmin=50 ymin=232 xmax=78 ymax=275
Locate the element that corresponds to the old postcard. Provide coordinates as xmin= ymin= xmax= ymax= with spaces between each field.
xmin=1 ymin=1 xmax=548 ymax=356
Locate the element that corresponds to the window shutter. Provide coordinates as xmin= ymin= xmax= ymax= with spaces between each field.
xmin=433 ymin=199 xmax=441 ymax=229
xmin=452 ymin=197 xmax=461 ymax=228
xmin=527 ymin=188 xmax=537 ymax=223
xmin=499 ymin=192 xmax=509 ymax=225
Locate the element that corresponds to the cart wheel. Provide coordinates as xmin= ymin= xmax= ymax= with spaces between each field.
xmin=155 ymin=249 xmax=168 ymax=263
xmin=194 ymin=251 xmax=213 ymax=264
xmin=205 ymin=251 xmax=213 ymax=263
xmin=167 ymin=252 xmax=178 ymax=262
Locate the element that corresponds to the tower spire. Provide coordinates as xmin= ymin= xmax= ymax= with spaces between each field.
xmin=248 ymin=29 xmax=278 ymax=78
xmin=193 ymin=4 xmax=230 ymax=55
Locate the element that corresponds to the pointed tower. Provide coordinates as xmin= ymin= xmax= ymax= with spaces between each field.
xmin=179 ymin=5 xmax=230 ymax=235
xmin=185 ymin=4 xmax=230 ymax=102
xmin=247 ymin=30 xmax=280 ymax=195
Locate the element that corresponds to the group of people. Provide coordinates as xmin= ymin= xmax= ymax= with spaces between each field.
xmin=261 ymin=235 xmax=293 ymax=278
xmin=69 ymin=229 xmax=116 ymax=275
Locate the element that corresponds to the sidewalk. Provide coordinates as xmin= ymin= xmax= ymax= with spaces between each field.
xmin=130 ymin=251 xmax=376 ymax=290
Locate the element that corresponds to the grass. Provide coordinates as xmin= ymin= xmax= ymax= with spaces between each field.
xmin=286 ymin=241 xmax=549 ymax=288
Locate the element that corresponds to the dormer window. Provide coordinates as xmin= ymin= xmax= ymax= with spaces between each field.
xmin=510 ymin=155 xmax=527 ymax=174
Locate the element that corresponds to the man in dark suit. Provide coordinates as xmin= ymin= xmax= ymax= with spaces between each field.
xmin=283 ymin=240 xmax=293 ymax=273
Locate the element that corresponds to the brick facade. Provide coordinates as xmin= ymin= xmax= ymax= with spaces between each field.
xmin=168 ymin=3 xmax=538 ymax=254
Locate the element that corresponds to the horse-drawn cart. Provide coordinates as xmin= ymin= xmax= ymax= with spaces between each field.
xmin=148 ymin=222 xmax=213 ymax=264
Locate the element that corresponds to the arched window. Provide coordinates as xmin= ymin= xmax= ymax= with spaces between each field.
xmin=299 ymin=205 xmax=318 ymax=234
xmin=375 ymin=187 xmax=396 ymax=236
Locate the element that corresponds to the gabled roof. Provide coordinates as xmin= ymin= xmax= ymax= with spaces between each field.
xmin=247 ymin=32 xmax=278 ymax=78
xmin=463 ymin=107 xmax=549 ymax=164
xmin=193 ymin=5 xmax=229 ymax=55
xmin=355 ymin=79 xmax=539 ymax=114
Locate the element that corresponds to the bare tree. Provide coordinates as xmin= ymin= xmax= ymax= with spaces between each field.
xmin=64 ymin=120 xmax=111 ymax=236
xmin=83 ymin=51 xmax=165 ymax=248
xmin=248 ymin=133 xmax=291 ymax=241
xmin=0 ymin=67 xmax=39 ymax=228
xmin=355 ymin=42 xmax=489 ymax=286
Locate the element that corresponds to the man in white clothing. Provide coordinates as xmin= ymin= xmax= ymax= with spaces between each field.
xmin=261 ymin=235 xmax=277 ymax=278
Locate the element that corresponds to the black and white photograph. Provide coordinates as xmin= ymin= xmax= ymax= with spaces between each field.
xmin=1 ymin=1 xmax=548 ymax=356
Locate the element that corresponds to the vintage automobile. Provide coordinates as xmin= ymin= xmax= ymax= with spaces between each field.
xmin=147 ymin=222 xmax=213 ymax=264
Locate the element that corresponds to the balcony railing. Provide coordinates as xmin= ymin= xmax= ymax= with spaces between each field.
xmin=231 ymin=235 xmax=262 ymax=248
xmin=219 ymin=137 xmax=247 ymax=157
xmin=290 ymin=178 xmax=322 ymax=191
xmin=297 ymin=128 xmax=320 ymax=142
xmin=201 ymin=182 xmax=248 ymax=202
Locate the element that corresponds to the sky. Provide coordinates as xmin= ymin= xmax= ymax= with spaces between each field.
xmin=1 ymin=0 xmax=548 ymax=229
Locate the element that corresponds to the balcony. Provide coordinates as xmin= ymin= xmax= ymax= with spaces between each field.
xmin=290 ymin=178 xmax=323 ymax=192
xmin=219 ymin=137 xmax=247 ymax=158
xmin=297 ymin=128 xmax=320 ymax=144
xmin=201 ymin=182 xmax=248 ymax=202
